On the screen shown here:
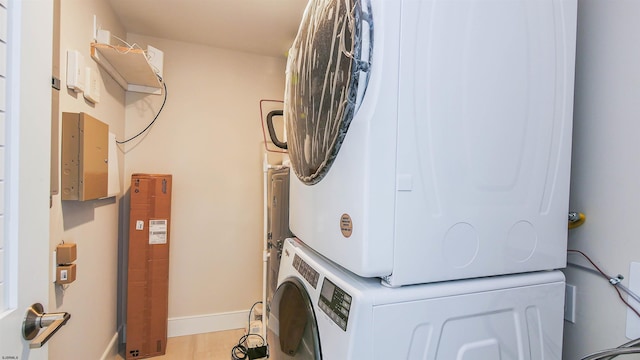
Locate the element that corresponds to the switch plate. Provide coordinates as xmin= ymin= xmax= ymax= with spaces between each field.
xmin=565 ymin=283 xmax=577 ymax=323
xmin=83 ymin=67 xmax=101 ymax=103
xmin=66 ymin=50 xmax=85 ymax=92
xmin=52 ymin=251 xmax=57 ymax=283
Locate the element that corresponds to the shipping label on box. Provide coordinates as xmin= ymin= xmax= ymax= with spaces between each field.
xmin=149 ymin=219 xmax=168 ymax=244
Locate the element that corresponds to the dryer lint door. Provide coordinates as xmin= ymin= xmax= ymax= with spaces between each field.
xmin=284 ymin=0 xmax=372 ymax=185
xmin=267 ymin=278 xmax=322 ymax=359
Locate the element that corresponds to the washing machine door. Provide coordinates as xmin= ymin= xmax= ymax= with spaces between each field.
xmin=267 ymin=278 xmax=322 ymax=359
xmin=284 ymin=0 xmax=372 ymax=185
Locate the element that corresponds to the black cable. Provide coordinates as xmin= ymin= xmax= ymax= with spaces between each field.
xmin=248 ymin=301 xmax=263 ymax=329
xmin=231 ymin=338 xmax=248 ymax=360
xmin=231 ymin=301 xmax=266 ymax=360
xmin=116 ymin=81 xmax=168 ymax=144
xmin=231 ymin=333 xmax=266 ymax=360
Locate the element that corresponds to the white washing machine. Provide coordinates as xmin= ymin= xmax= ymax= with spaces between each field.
xmin=280 ymin=0 xmax=578 ymax=286
xmin=267 ymin=238 xmax=565 ymax=359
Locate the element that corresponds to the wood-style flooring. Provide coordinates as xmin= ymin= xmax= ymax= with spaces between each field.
xmin=115 ymin=328 xmax=246 ymax=360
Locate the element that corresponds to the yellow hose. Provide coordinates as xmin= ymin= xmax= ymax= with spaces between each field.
xmin=568 ymin=212 xmax=586 ymax=229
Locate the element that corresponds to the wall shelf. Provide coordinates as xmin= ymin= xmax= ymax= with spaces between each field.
xmin=90 ymin=43 xmax=162 ymax=94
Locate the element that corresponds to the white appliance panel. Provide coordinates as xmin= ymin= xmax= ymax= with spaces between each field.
xmin=288 ymin=0 xmax=399 ymax=277
xmin=270 ymin=238 xmax=565 ymax=359
xmin=287 ymin=0 xmax=577 ymax=286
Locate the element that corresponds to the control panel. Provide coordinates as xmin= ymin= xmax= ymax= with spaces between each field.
xmin=318 ymin=278 xmax=351 ymax=331
xmin=293 ymin=254 xmax=319 ymax=289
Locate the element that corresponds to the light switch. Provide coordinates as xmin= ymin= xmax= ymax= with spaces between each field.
xmin=83 ymin=67 xmax=101 ymax=103
xmin=66 ymin=50 xmax=85 ymax=93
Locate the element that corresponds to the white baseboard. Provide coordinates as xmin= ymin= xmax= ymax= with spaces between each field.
xmin=99 ymin=327 xmax=121 ymax=360
xmin=167 ymin=310 xmax=249 ymax=338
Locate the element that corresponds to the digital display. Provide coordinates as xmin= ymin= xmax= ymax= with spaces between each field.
xmin=320 ymin=279 xmax=336 ymax=301
xmin=318 ymin=278 xmax=351 ymax=331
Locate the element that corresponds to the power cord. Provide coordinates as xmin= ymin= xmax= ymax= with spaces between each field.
xmin=231 ymin=333 xmax=267 ymax=360
xmin=581 ymin=337 xmax=640 ymax=359
xmin=248 ymin=301 xmax=262 ymax=324
xmin=117 ymin=80 xmax=168 ymax=144
xmin=568 ymin=249 xmax=640 ymax=318
xmin=231 ymin=301 xmax=269 ymax=360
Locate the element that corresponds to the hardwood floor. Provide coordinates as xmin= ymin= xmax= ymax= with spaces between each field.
xmin=115 ymin=328 xmax=246 ymax=360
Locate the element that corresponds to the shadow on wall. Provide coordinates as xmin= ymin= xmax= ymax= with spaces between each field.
xmin=117 ymin=187 xmax=131 ymax=346
xmin=61 ymin=197 xmax=116 ymax=230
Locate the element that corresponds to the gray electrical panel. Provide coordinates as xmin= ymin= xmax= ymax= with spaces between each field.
xmin=61 ymin=112 xmax=108 ymax=201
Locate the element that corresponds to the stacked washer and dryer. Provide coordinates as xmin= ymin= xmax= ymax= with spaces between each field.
xmin=267 ymin=0 xmax=578 ymax=358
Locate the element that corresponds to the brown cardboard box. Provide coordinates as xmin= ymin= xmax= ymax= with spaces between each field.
xmin=126 ymin=174 xmax=172 ymax=359
xmin=55 ymin=263 xmax=77 ymax=284
xmin=56 ymin=242 xmax=77 ymax=264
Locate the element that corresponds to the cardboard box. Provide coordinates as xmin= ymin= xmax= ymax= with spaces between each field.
xmin=56 ymin=242 xmax=77 ymax=264
xmin=55 ymin=263 xmax=77 ymax=284
xmin=126 ymin=174 xmax=172 ymax=359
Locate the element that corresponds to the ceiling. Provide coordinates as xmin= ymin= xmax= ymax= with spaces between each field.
xmin=108 ymin=0 xmax=308 ymax=58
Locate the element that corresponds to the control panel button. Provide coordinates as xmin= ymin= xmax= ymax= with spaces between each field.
xmin=318 ymin=278 xmax=350 ymax=331
xmin=294 ymin=255 xmax=319 ymax=289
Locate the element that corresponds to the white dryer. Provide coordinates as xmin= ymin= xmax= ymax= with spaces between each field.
xmin=282 ymin=0 xmax=578 ymax=286
xmin=267 ymin=238 xmax=565 ymax=359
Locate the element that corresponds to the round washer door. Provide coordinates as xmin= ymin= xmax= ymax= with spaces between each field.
xmin=267 ymin=278 xmax=322 ymax=359
xmin=284 ymin=0 xmax=372 ymax=185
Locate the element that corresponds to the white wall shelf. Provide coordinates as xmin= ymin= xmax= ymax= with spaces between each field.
xmin=90 ymin=43 xmax=162 ymax=94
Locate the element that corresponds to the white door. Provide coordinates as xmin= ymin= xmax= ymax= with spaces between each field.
xmin=0 ymin=0 xmax=53 ymax=359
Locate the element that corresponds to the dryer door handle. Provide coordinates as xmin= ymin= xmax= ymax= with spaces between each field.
xmin=266 ymin=110 xmax=287 ymax=149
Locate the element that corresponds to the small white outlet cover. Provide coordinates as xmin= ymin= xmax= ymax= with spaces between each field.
xmin=626 ymin=262 xmax=640 ymax=339
xmin=565 ymin=283 xmax=577 ymax=323
xmin=146 ymin=45 xmax=164 ymax=78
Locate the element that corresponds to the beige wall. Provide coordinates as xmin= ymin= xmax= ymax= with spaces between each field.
xmin=49 ymin=1 xmax=287 ymax=357
xmin=563 ymin=0 xmax=640 ymax=358
xmin=50 ymin=0 xmax=126 ymax=359
xmin=121 ymin=34 xmax=286 ymax=329
xmin=43 ymin=0 xmax=640 ymax=358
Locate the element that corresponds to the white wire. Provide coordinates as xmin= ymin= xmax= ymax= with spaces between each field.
xmin=107 ymin=33 xmax=158 ymax=74
xmin=110 ymin=33 xmax=142 ymax=50
xmin=567 ymin=262 xmax=640 ymax=306
xmin=620 ymin=283 xmax=640 ymax=304
xmin=581 ymin=346 xmax=640 ymax=360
